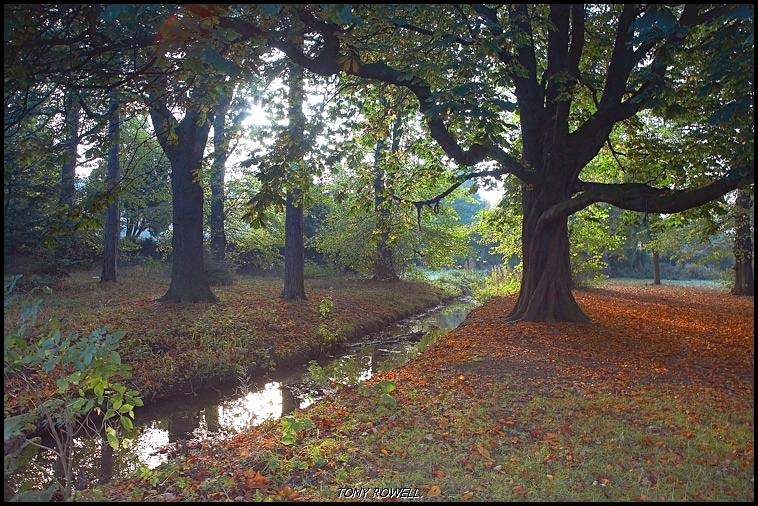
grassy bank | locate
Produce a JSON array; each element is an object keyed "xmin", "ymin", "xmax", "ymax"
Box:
[
  {"xmin": 92, "ymin": 283, "xmax": 752, "ymax": 502},
  {"xmin": 4, "ymin": 267, "xmax": 455, "ymax": 416}
]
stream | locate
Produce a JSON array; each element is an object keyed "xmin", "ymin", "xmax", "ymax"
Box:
[{"xmin": 7, "ymin": 297, "xmax": 477, "ymax": 495}]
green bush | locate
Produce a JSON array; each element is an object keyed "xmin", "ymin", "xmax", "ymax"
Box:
[
  {"xmin": 473, "ymin": 265, "xmax": 521, "ymax": 302},
  {"xmin": 4, "ymin": 275, "xmax": 141, "ymax": 501}
]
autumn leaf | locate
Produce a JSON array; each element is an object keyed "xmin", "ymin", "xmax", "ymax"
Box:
[
  {"xmin": 427, "ymin": 485, "xmax": 442, "ymax": 497},
  {"xmin": 242, "ymin": 470, "xmax": 268, "ymax": 490},
  {"xmin": 474, "ymin": 444, "xmax": 491, "ymax": 460}
]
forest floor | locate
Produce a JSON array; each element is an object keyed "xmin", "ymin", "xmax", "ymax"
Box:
[
  {"xmin": 89, "ymin": 283, "xmax": 754, "ymax": 502},
  {"xmin": 3, "ymin": 266, "xmax": 453, "ymax": 416}
]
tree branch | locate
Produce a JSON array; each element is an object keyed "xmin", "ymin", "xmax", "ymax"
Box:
[
  {"xmin": 219, "ymin": 10, "xmax": 536, "ymax": 183},
  {"xmin": 540, "ymin": 165, "xmax": 754, "ymax": 222}
]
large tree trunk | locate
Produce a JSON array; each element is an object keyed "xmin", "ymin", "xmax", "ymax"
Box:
[
  {"xmin": 99, "ymin": 437, "xmax": 114, "ymax": 484},
  {"xmin": 652, "ymin": 250, "xmax": 661, "ymax": 285},
  {"xmin": 160, "ymin": 150, "xmax": 217, "ymax": 302},
  {"xmin": 210, "ymin": 90, "xmax": 232, "ymax": 263},
  {"xmin": 508, "ymin": 186, "xmax": 590, "ymax": 323},
  {"xmin": 101, "ymin": 91, "xmax": 120, "ymax": 283},
  {"xmin": 732, "ymin": 188, "xmax": 754, "ymax": 296},
  {"xmin": 147, "ymin": 90, "xmax": 217, "ymax": 303},
  {"xmin": 282, "ymin": 53, "xmax": 307, "ymax": 300}
]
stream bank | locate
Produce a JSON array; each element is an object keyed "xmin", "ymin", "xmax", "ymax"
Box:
[{"xmin": 6, "ymin": 296, "xmax": 478, "ymax": 498}]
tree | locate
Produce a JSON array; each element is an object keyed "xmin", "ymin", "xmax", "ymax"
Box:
[
  {"xmin": 732, "ymin": 189, "xmax": 754, "ymax": 296},
  {"xmin": 372, "ymin": 101, "xmax": 404, "ymax": 281},
  {"xmin": 100, "ymin": 90, "xmax": 120, "ymax": 283},
  {"xmin": 209, "ymin": 83, "xmax": 246, "ymax": 264},
  {"xmin": 210, "ymin": 89, "xmax": 232, "ymax": 263},
  {"xmin": 146, "ymin": 86, "xmax": 218, "ymax": 302},
  {"xmin": 282, "ymin": 53, "xmax": 307, "ymax": 300},
  {"xmin": 59, "ymin": 91, "xmax": 81, "ymax": 209},
  {"xmin": 218, "ymin": 5, "xmax": 754, "ymax": 321}
]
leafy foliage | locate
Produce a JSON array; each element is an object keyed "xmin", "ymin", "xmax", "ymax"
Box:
[{"xmin": 4, "ymin": 276, "xmax": 141, "ymax": 501}]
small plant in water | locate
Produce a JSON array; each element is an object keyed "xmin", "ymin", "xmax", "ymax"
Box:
[
  {"xmin": 234, "ymin": 363, "xmax": 253, "ymax": 395},
  {"xmin": 306, "ymin": 360, "xmax": 330, "ymax": 388}
]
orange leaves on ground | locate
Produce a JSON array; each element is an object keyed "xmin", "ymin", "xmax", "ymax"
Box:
[
  {"xmin": 275, "ymin": 485, "xmax": 300, "ymax": 501},
  {"xmin": 241, "ymin": 470, "xmax": 268, "ymax": 490}
]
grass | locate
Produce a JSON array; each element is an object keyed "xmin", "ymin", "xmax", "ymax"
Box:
[
  {"xmin": 4, "ymin": 266, "xmax": 455, "ymax": 415},
  {"xmin": 605, "ymin": 277, "xmax": 727, "ymax": 289},
  {"xmin": 89, "ymin": 281, "xmax": 753, "ymax": 502}
]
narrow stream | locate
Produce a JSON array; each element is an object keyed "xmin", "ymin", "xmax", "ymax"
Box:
[{"xmin": 8, "ymin": 297, "xmax": 477, "ymax": 495}]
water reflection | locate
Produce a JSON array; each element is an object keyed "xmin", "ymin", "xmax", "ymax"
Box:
[{"xmin": 9, "ymin": 298, "xmax": 475, "ymax": 496}]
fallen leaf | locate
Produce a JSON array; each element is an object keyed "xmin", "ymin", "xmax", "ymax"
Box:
[{"xmin": 427, "ymin": 485, "xmax": 442, "ymax": 497}]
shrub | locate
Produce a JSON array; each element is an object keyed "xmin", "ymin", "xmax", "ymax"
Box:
[
  {"xmin": 4, "ymin": 275, "xmax": 141, "ymax": 501},
  {"xmin": 473, "ymin": 265, "xmax": 521, "ymax": 302}
]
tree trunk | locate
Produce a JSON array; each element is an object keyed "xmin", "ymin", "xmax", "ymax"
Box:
[
  {"xmin": 283, "ymin": 188, "xmax": 306, "ymax": 300},
  {"xmin": 282, "ymin": 46, "xmax": 307, "ymax": 300},
  {"xmin": 732, "ymin": 188, "xmax": 754, "ymax": 296},
  {"xmin": 160, "ymin": 148, "xmax": 217, "ymax": 303},
  {"xmin": 372, "ymin": 112, "xmax": 402, "ymax": 282},
  {"xmin": 99, "ymin": 436, "xmax": 114, "ymax": 484},
  {"xmin": 59, "ymin": 92, "xmax": 80, "ymax": 207},
  {"xmin": 210, "ymin": 90, "xmax": 231, "ymax": 263},
  {"xmin": 372, "ymin": 139, "xmax": 398, "ymax": 281},
  {"xmin": 652, "ymin": 250, "xmax": 661, "ymax": 285},
  {"xmin": 508, "ymin": 186, "xmax": 590, "ymax": 323},
  {"xmin": 147, "ymin": 94, "xmax": 217, "ymax": 303},
  {"xmin": 101, "ymin": 91, "xmax": 120, "ymax": 283},
  {"xmin": 56, "ymin": 91, "xmax": 81, "ymax": 262}
]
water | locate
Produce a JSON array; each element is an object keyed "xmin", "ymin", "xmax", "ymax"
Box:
[{"xmin": 7, "ymin": 298, "xmax": 477, "ymax": 495}]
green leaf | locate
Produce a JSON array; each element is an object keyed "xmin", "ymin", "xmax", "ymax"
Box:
[
  {"xmin": 56, "ymin": 377, "xmax": 69, "ymax": 394},
  {"xmin": 106, "ymin": 430, "xmax": 119, "ymax": 451},
  {"xmin": 380, "ymin": 393, "xmax": 397, "ymax": 408},
  {"xmin": 281, "ymin": 433, "xmax": 296, "ymax": 445},
  {"xmin": 375, "ymin": 380, "xmax": 396, "ymax": 394},
  {"xmin": 633, "ymin": 8, "xmax": 678, "ymax": 44},
  {"xmin": 120, "ymin": 416, "xmax": 134, "ymax": 431},
  {"xmin": 4, "ymin": 413, "xmax": 34, "ymax": 442}
]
